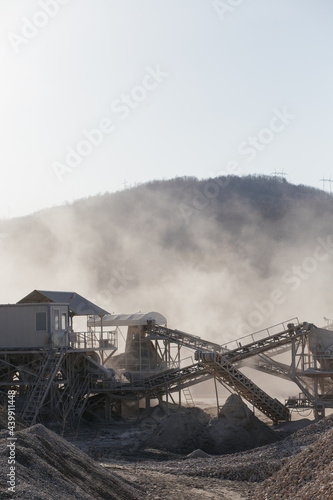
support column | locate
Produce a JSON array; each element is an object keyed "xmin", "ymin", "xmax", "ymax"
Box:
[
  {"xmin": 291, "ymin": 339, "xmax": 296, "ymax": 378},
  {"xmin": 214, "ymin": 377, "xmax": 219, "ymax": 417}
]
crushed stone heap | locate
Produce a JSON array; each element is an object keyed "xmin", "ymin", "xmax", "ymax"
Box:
[
  {"xmin": 145, "ymin": 394, "xmax": 278, "ymax": 455},
  {"xmin": 0, "ymin": 424, "xmax": 142, "ymax": 500},
  {"xmin": 201, "ymin": 394, "xmax": 278, "ymax": 454},
  {"xmin": 145, "ymin": 406, "xmax": 210, "ymax": 454},
  {"xmin": 252, "ymin": 425, "xmax": 333, "ymax": 499}
]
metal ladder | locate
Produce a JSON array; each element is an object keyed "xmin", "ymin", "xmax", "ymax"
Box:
[
  {"xmin": 21, "ymin": 349, "xmax": 64, "ymax": 425},
  {"xmin": 182, "ymin": 386, "xmax": 195, "ymax": 406}
]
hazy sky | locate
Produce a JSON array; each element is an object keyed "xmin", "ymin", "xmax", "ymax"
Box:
[{"xmin": 1, "ymin": 0, "xmax": 332, "ymax": 219}]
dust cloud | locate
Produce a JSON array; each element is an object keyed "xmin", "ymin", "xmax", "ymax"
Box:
[{"xmin": 0, "ymin": 175, "xmax": 332, "ymax": 348}]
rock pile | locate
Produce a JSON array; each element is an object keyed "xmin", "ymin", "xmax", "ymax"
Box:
[
  {"xmin": 200, "ymin": 394, "xmax": 278, "ymax": 454},
  {"xmin": 145, "ymin": 406, "xmax": 209, "ymax": 454},
  {"xmin": 0, "ymin": 424, "xmax": 142, "ymax": 499},
  {"xmin": 134, "ymin": 413, "xmax": 333, "ymax": 490},
  {"xmin": 144, "ymin": 395, "xmax": 278, "ymax": 455},
  {"xmin": 252, "ymin": 426, "xmax": 333, "ymax": 499}
]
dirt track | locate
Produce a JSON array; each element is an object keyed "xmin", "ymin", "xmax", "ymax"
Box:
[{"xmin": 108, "ymin": 465, "xmax": 251, "ymax": 499}]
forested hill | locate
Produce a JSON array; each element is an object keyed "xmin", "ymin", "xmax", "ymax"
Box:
[{"xmin": 0, "ymin": 175, "xmax": 332, "ymax": 339}]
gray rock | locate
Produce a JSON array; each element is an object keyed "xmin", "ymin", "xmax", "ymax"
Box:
[{"xmin": 186, "ymin": 449, "xmax": 211, "ymax": 458}]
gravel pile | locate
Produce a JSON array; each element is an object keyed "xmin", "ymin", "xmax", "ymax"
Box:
[
  {"xmin": 251, "ymin": 426, "xmax": 333, "ymax": 499},
  {"xmin": 132, "ymin": 414, "xmax": 333, "ymax": 485},
  {"xmin": 144, "ymin": 406, "xmax": 210, "ymax": 454},
  {"xmin": 200, "ymin": 394, "xmax": 278, "ymax": 454},
  {"xmin": 0, "ymin": 424, "xmax": 142, "ymax": 500},
  {"xmin": 144, "ymin": 395, "xmax": 278, "ymax": 455},
  {"xmin": 2, "ymin": 408, "xmax": 329, "ymax": 499}
]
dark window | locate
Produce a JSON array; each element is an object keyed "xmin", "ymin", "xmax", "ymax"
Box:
[{"xmin": 36, "ymin": 312, "xmax": 47, "ymax": 331}]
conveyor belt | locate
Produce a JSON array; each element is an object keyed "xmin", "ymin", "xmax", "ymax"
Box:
[
  {"xmin": 148, "ymin": 321, "xmax": 312, "ymax": 363},
  {"xmin": 143, "ymin": 321, "xmax": 315, "ymax": 422}
]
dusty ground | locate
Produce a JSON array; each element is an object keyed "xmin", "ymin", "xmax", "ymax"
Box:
[
  {"xmin": 67, "ymin": 406, "xmax": 333, "ymax": 500},
  {"xmin": 1, "ymin": 403, "xmax": 332, "ymax": 499},
  {"xmin": 108, "ymin": 465, "xmax": 251, "ymax": 499}
]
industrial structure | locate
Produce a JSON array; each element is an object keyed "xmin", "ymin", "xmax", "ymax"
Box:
[{"xmin": 1, "ymin": 290, "xmax": 333, "ymax": 426}]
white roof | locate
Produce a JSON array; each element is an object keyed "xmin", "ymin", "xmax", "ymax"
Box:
[{"xmin": 87, "ymin": 311, "xmax": 167, "ymax": 327}]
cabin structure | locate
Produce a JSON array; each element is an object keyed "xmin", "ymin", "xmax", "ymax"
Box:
[
  {"xmin": 0, "ymin": 302, "xmax": 69, "ymax": 349},
  {"xmin": 15, "ymin": 290, "xmax": 110, "ymax": 349}
]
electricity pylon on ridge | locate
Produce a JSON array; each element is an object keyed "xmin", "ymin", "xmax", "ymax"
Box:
[{"xmin": 320, "ymin": 176, "xmax": 333, "ymax": 194}]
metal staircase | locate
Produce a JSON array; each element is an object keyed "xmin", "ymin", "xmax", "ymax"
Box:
[{"xmin": 21, "ymin": 349, "xmax": 64, "ymax": 425}]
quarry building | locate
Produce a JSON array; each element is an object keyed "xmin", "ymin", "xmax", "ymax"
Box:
[{"xmin": 0, "ymin": 290, "xmax": 333, "ymax": 426}]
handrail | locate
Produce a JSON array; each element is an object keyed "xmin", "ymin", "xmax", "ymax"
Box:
[
  {"xmin": 221, "ymin": 317, "xmax": 300, "ymax": 351},
  {"xmin": 72, "ymin": 330, "xmax": 118, "ymax": 350}
]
